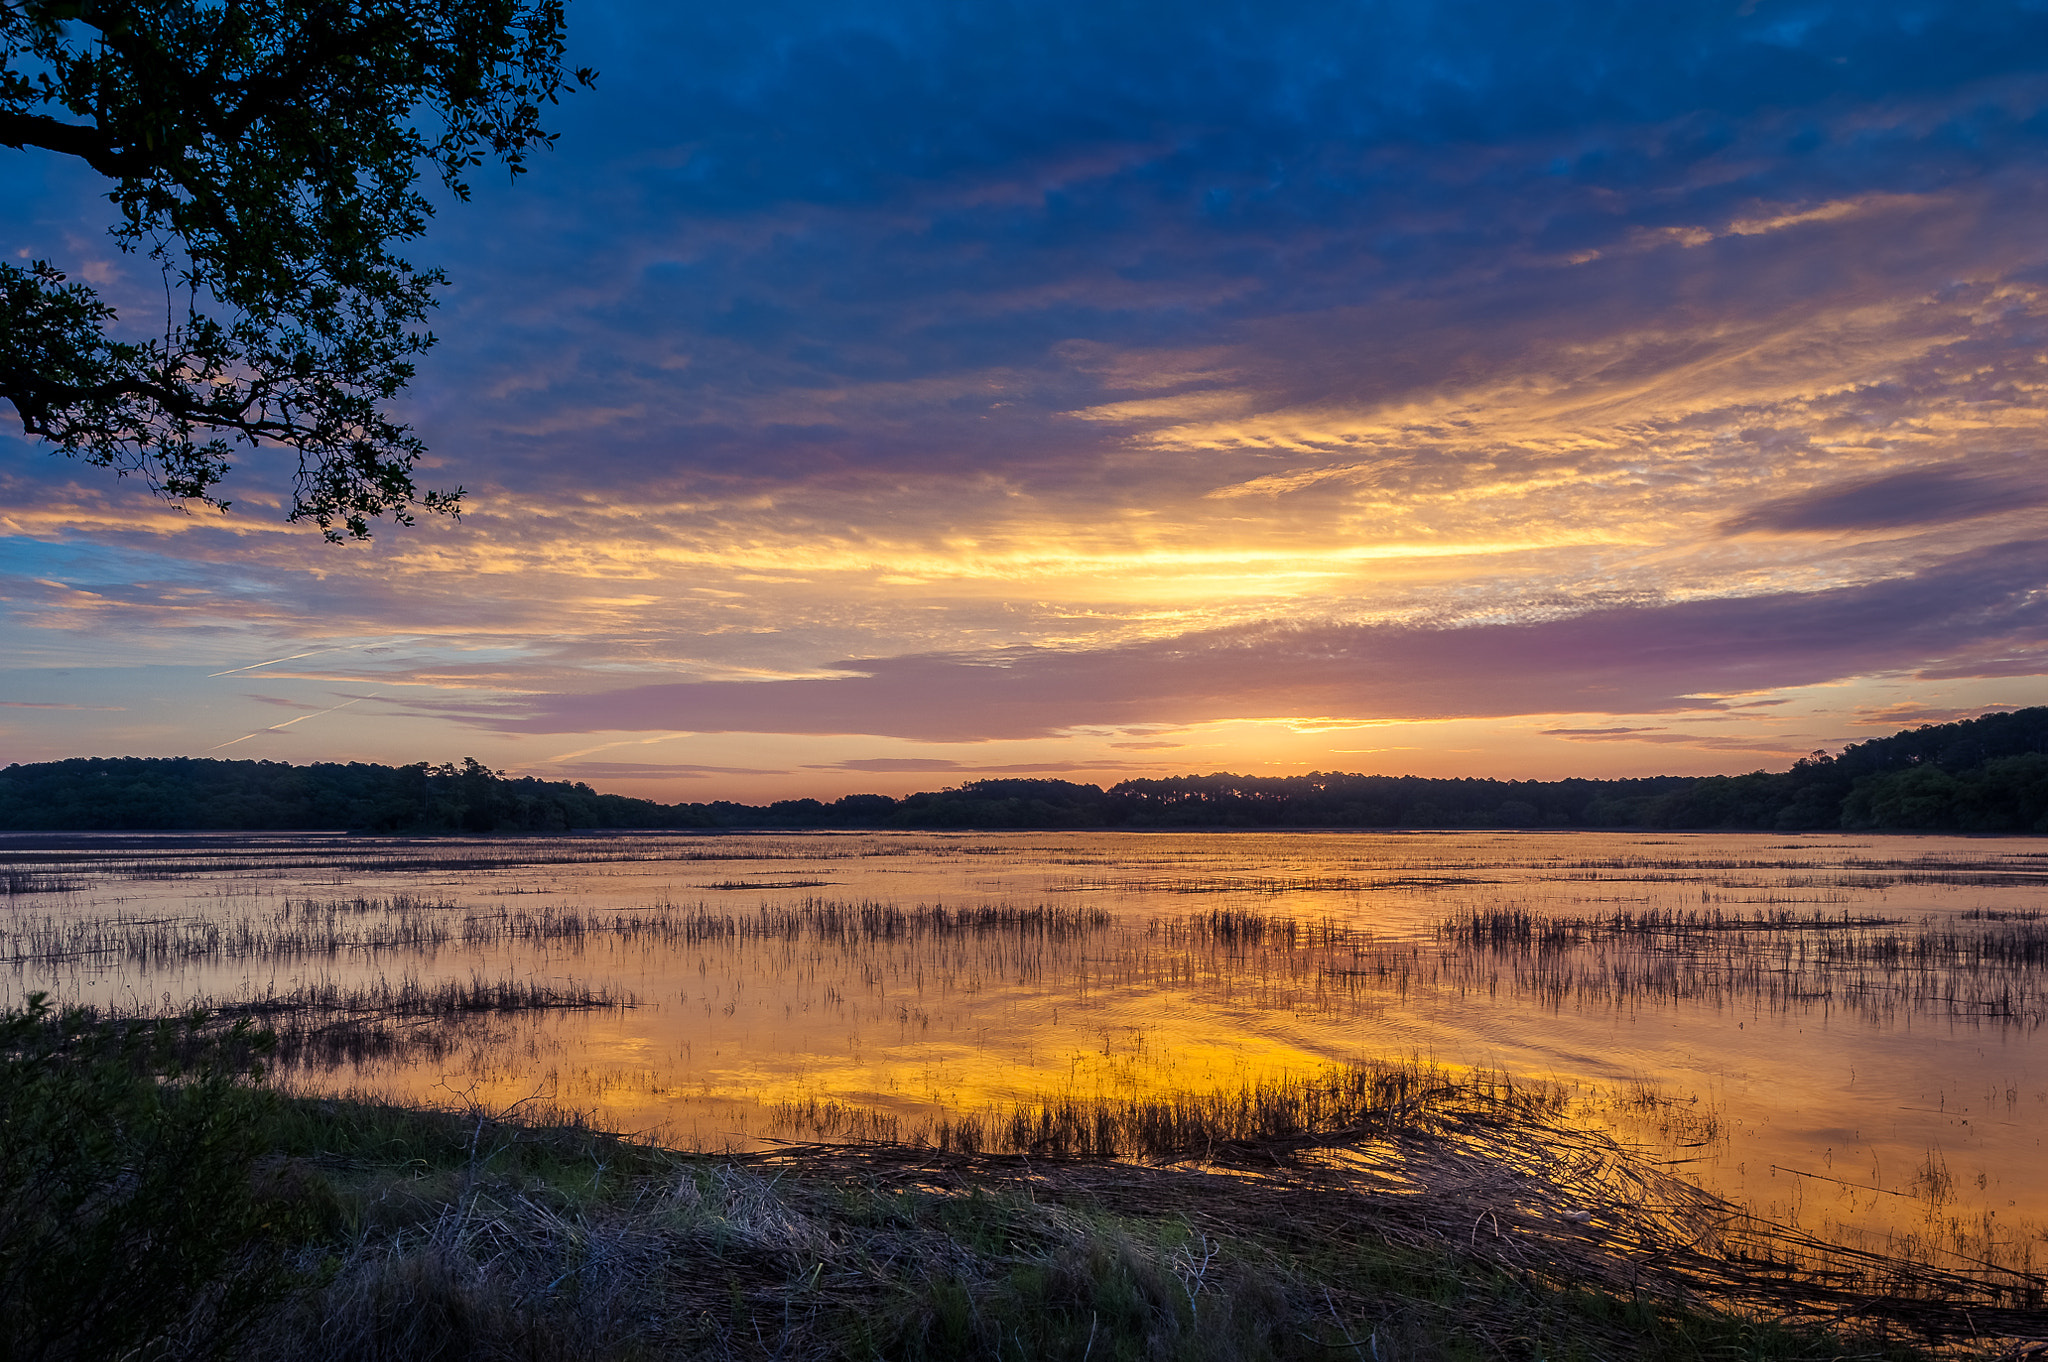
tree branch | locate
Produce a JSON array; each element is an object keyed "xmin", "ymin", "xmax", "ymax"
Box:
[{"xmin": 0, "ymin": 109, "xmax": 139, "ymax": 176}]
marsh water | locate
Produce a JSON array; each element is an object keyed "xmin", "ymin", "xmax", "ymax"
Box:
[{"xmin": 4, "ymin": 829, "xmax": 2045, "ymax": 1274}]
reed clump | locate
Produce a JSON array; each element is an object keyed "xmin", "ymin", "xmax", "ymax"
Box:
[
  {"xmin": 195, "ymin": 974, "xmax": 633, "ymax": 1069},
  {"xmin": 1432, "ymin": 906, "xmax": 2048, "ymax": 1025},
  {"xmin": 0, "ymin": 870, "xmax": 78, "ymax": 895},
  {"xmin": 0, "ymin": 895, "xmax": 1111, "ymax": 970},
  {"xmin": 774, "ymin": 1061, "xmax": 1564, "ymax": 1161}
]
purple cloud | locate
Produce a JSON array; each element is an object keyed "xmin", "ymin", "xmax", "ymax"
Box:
[{"xmin": 1723, "ymin": 465, "xmax": 2048, "ymax": 535}]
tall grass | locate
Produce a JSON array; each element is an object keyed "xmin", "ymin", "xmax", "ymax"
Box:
[
  {"xmin": 773, "ymin": 1060, "xmax": 1567, "ymax": 1160},
  {"xmin": 1434, "ymin": 907, "xmax": 2048, "ymax": 1023},
  {"xmin": 0, "ymin": 870, "xmax": 78, "ymax": 895},
  {"xmin": 0, "ymin": 895, "xmax": 1111, "ymax": 969},
  {"xmin": 0, "ymin": 994, "xmax": 283, "ymax": 1360}
]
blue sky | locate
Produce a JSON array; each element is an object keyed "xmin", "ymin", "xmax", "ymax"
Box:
[{"xmin": 6, "ymin": 0, "xmax": 2048, "ymax": 798}]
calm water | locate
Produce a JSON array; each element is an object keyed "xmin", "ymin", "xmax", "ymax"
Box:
[{"xmin": 5, "ymin": 829, "xmax": 2045, "ymax": 1270}]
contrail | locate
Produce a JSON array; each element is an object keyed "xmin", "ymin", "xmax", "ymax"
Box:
[
  {"xmin": 208, "ymin": 647, "xmax": 342, "ymax": 678},
  {"xmin": 546, "ymin": 732, "xmax": 695, "ymax": 763},
  {"xmin": 211, "ymin": 695, "xmax": 375, "ymax": 750}
]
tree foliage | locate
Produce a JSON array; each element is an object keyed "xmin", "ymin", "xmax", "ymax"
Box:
[{"xmin": 0, "ymin": 0, "xmax": 592, "ymax": 537}]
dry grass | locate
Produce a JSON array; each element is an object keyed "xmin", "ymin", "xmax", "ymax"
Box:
[
  {"xmin": 216, "ymin": 1068, "xmax": 2046, "ymax": 1361},
  {"xmin": 756, "ymin": 1083, "xmax": 2048, "ymax": 1348}
]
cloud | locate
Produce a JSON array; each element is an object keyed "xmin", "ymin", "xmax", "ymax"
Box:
[
  {"xmin": 1723, "ymin": 465, "xmax": 2048, "ymax": 535},
  {"xmin": 0, "ymin": 701, "xmax": 123, "ymax": 710},
  {"xmin": 423, "ymin": 539, "xmax": 2048, "ymax": 741},
  {"xmin": 11, "ymin": 0, "xmax": 2048, "ymax": 786},
  {"xmin": 1847, "ymin": 703, "xmax": 2014, "ymax": 728},
  {"xmin": 541, "ymin": 762, "xmax": 790, "ymax": 780},
  {"xmin": 805, "ymin": 758, "xmax": 975, "ymax": 773},
  {"xmin": 803, "ymin": 758, "xmax": 1161, "ymax": 774},
  {"xmin": 242, "ymin": 694, "xmax": 329, "ymax": 711},
  {"xmin": 1541, "ymin": 727, "xmax": 1809, "ymax": 752}
]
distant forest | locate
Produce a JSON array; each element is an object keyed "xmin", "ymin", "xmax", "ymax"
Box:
[{"xmin": 4, "ymin": 708, "xmax": 2048, "ymax": 834}]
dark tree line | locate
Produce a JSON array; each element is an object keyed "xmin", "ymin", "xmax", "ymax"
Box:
[{"xmin": 5, "ymin": 709, "xmax": 2048, "ymax": 833}]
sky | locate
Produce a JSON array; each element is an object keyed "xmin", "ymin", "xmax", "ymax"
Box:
[{"xmin": 6, "ymin": 0, "xmax": 2048, "ymax": 803}]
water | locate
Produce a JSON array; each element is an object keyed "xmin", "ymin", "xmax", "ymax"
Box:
[{"xmin": 4, "ymin": 828, "xmax": 2045, "ymax": 1275}]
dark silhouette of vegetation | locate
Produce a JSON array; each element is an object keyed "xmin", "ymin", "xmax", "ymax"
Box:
[
  {"xmin": 0, "ymin": 995, "xmax": 285, "ymax": 1360},
  {"xmin": 6, "ymin": 707, "xmax": 2048, "ymax": 833},
  {"xmin": 0, "ymin": 1043, "xmax": 1985, "ymax": 1360},
  {"xmin": 2, "ymin": 0, "xmax": 594, "ymax": 538}
]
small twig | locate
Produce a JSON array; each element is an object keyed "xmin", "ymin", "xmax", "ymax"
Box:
[{"xmin": 1324, "ymin": 1287, "xmax": 1372, "ymax": 1356}]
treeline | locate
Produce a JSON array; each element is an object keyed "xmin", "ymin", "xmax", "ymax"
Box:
[{"xmin": 4, "ymin": 708, "xmax": 2048, "ymax": 833}]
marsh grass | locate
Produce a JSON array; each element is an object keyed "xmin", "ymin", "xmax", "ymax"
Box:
[
  {"xmin": 0, "ymin": 896, "xmax": 1112, "ymax": 971},
  {"xmin": 0, "ymin": 870, "xmax": 78, "ymax": 895},
  {"xmin": 4, "ymin": 985, "xmax": 2035, "ymax": 1360},
  {"xmin": 0, "ymin": 832, "xmax": 942, "ymax": 887},
  {"xmin": 701, "ymin": 878, "xmax": 834, "ymax": 889},
  {"xmin": 0, "ymin": 995, "xmax": 284, "ymax": 1362},
  {"xmin": 217, "ymin": 975, "xmax": 634, "ymax": 1069},
  {"xmin": 229, "ymin": 1077, "xmax": 2036, "ymax": 1361},
  {"xmin": 1051, "ymin": 873, "xmax": 1502, "ymax": 894},
  {"xmin": 1434, "ymin": 907, "xmax": 2048, "ymax": 1024},
  {"xmin": 771, "ymin": 1060, "xmax": 1565, "ymax": 1161},
  {"xmin": 11, "ymin": 828, "xmax": 2048, "ymax": 1354}
]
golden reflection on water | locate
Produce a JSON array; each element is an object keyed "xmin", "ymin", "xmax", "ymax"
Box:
[{"xmin": 4, "ymin": 829, "xmax": 2046, "ymax": 1272}]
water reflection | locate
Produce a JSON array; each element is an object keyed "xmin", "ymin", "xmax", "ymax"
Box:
[{"xmin": 4, "ymin": 828, "xmax": 2045, "ymax": 1274}]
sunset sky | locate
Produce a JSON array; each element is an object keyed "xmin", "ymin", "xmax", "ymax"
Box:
[{"xmin": 6, "ymin": 1, "xmax": 2048, "ymax": 802}]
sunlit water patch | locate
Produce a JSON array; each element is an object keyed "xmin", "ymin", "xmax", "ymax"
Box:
[{"xmin": 5, "ymin": 829, "xmax": 2046, "ymax": 1278}]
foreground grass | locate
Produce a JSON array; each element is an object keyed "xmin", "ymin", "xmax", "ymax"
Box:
[
  {"xmin": 1, "ymin": 998, "xmax": 2035, "ymax": 1361},
  {"xmin": 224, "ymin": 1096, "xmax": 1968, "ymax": 1362}
]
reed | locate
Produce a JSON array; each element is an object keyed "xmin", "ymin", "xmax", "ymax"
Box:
[
  {"xmin": 0, "ymin": 895, "xmax": 1112, "ymax": 970},
  {"xmin": 0, "ymin": 870, "xmax": 76, "ymax": 895},
  {"xmin": 1424, "ymin": 906, "xmax": 2048, "ymax": 1023},
  {"xmin": 76, "ymin": 974, "xmax": 638, "ymax": 1071},
  {"xmin": 772, "ymin": 1060, "xmax": 1566, "ymax": 1160}
]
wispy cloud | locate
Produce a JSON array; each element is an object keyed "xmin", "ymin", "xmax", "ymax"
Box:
[{"xmin": 0, "ymin": 701, "xmax": 124, "ymax": 711}]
